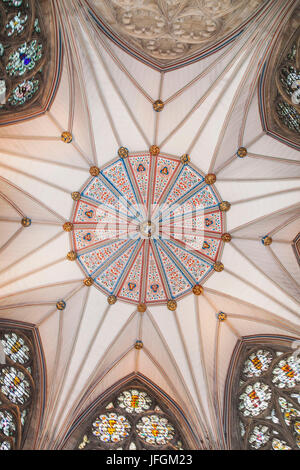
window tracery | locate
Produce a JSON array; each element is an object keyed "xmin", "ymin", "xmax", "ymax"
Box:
[
  {"xmin": 0, "ymin": 329, "xmax": 35, "ymax": 450},
  {"xmin": 227, "ymin": 340, "xmax": 300, "ymax": 450},
  {"xmin": 260, "ymin": 6, "xmax": 300, "ymax": 149},
  {"xmin": 0, "ymin": 0, "xmax": 59, "ymax": 124},
  {"xmin": 75, "ymin": 382, "xmax": 189, "ymax": 450},
  {"xmin": 276, "ymin": 41, "xmax": 300, "ymax": 135}
]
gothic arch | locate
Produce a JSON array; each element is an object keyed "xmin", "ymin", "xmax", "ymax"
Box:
[{"xmin": 61, "ymin": 374, "xmax": 198, "ymax": 450}]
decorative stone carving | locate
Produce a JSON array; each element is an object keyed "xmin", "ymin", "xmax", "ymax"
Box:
[
  {"xmin": 292, "ymin": 232, "xmax": 300, "ymax": 266},
  {"xmin": 63, "ymin": 222, "xmax": 73, "ymax": 232},
  {"xmin": 262, "ymin": 235, "xmax": 272, "ymax": 246},
  {"xmin": 219, "ymin": 201, "xmax": 231, "ymax": 212},
  {"xmin": 149, "ymin": 144, "xmax": 160, "ymax": 156},
  {"xmin": 153, "ymin": 99, "xmax": 164, "ymax": 112},
  {"xmin": 180, "ymin": 153, "xmax": 190, "ymax": 164},
  {"xmin": 56, "ymin": 300, "xmax": 66, "ymax": 310},
  {"xmin": 71, "ymin": 192, "xmax": 81, "ymax": 201},
  {"xmin": 214, "ymin": 261, "xmax": 224, "ymax": 272},
  {"xmin": 237, "ymin": 147, "xmax": 247, "ymax": 158},
  {"xmin": 86, "ymin": 0, "xmax": 267, "ymax": 69},
  {"xmin": 137, "ymin": 303, "xmax": 147, "ymax": 313},
  {"xmin": 84, "ymin": 277, "xmax": 94, "ymax": 286}
]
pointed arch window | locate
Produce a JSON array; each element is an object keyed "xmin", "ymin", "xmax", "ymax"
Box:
[
  {"xmin": 0, "ymin": 0, "xmax": 60, "ymax": 125},
  {"xmin": 226, "ymin": 338, "xmax": 300, "ymax": 450},
  {"xmin": 0, "ymin": 329, "xmax": 35, "ymax": 450},
  {"xmin": 67, "ymin": 380, "xmax": 193, "ymax": 450}
]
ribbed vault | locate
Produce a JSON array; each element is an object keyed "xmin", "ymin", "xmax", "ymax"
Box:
[{"xmin": 0, "ymin": 0, "xmax": 299, "ymax": 450}]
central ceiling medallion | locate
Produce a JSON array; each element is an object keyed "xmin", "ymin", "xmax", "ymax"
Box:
[{"xmin": 71, "ymin": 152, "xmax": 226, "ymax": 305}]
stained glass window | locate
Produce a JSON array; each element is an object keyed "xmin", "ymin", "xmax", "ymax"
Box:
[
  {"xmin": 228, "ymin": 342, "xmax": 300, "ymax": 450},
  {"xmin": 0, "ymin": 329, "xmax": 34, "ymax": 451},
  {"xmin": 0, "ymin": 0, "xmax": 46, "ymax": 112},
  {"xmin": 76, "ymin": 383, "xmax": 189, "ymax": 450}
]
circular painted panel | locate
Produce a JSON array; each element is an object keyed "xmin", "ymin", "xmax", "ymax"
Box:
[{"xmin": 71, "ymin": 152, "xmax": 225, "ymax": 304}]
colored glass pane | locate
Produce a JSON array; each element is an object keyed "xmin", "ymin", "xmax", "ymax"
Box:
[
  {"xmin": 6, "ymin": 40, "xmax": 43, "ymax": 77},
  {"xmin": 73, "ymin": 154, "xmax": 225, "ymax": 304},
  {"xmin": 1, "ymin": 332, "xmax": 30, "ymax": 364},
  {"xmin": 92, "ymin": 413, "xmax": 131, "ymax": 443},
  {"xmin": 239, "ymin": 382, "xmax": 272, "ymax": 417},
  {"xmin": 248, "ymin": 425, "xmax": 271, "ymax": 449},
  {"xmin": 272, "ymin": 355, "xmax": 300, "ymax": 388},
  {"xmin": 136, "ymin": 415, "xmax": 175, "ymax": 445},
  {"xmin": 243, "ymin": 349, "xmax": 273, "ymax": 377},
  {"xmin": 0, "ymin": 366, "xmax": 31, "ymax": 405},
  {"xmin": 0, "ymin": 410, "xmax": 16, "ymax": 437}
]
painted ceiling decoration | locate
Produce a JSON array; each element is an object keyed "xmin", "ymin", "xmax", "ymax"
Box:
[
  {"xmin": 260, "ymin": 5, "xmax": 300, "ymax": 150},
  {"xmin": 225, "ymin": 336, "xmax": 300, "ymax": 450},
  {"xmin": 71, "ymin": 152, "xmax": 225, "ymax": 305},
  {"xmin": 84, "ymin": 0, "xmax": 270, "ymax": 71},
  {"xmin": 0, "ymin": 0, "xmax": 299, "ymax": 451},
  {"xmin": 0, "ymin": 0, "xmax": 61, "ymax": 126},
  {"xmin": 62, "ymin": 378, "xmax": 195, "ymax": 450}
]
